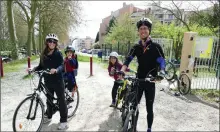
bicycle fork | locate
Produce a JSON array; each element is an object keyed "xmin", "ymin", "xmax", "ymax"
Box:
[
  {"xmin": 132, "ymin": 108, "xmax": 139, "ymax": 132},
  {"xmin": 26, "ymin": 95, "xmax": 41, "ymax": 120}
]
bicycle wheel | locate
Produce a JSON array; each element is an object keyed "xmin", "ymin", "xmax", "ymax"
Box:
[
  {"xmin": 13, "ymin": 96, "xmax": 44, "ymax": 132},
  {"xmin": 121, "ymin": 103, "xmax": 129, "ymax": 126},
  {"xmin": 178, "ymin": 73, "xmax": 191, "ymax": 95},
  {"xmin": 123, "ymin": 110, "xmax": 134, "ymax": 132},
  {"xmin": 66, "ymin": 89, "xmax": 79, "ymax": 118},
  {"xmin": 121, "ymin": 89, "xmax": 129, "ymax": 125},
  {"xmin": 165, "ymin": 61, "xmax": 176, "ymax": 81}
]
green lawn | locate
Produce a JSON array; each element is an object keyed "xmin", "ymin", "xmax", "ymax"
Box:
[
  {"xmin": 3, "ymin": 55, "xmax": 39, "ymax": 73},
  {"xmin": 191, "ymin": 89, "xmax": 220, "ymax": 102}
]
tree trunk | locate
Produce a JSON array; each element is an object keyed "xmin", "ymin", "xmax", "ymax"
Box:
[
  {"xmin": 38, "ymin": 13, "xmax": 42, "ymax": 53},
  {"xmin": 7, "ymin": 0, "xmax": 18, "ymax": 59},
  {"xmin": 32, "ymin": 28, "xmax": 36, "ymax": 54},
  {"xmin": 0, "ymin": 0, "xmax": 3, "ymax": 39},
  {"xmin": 25, "ymin": 0, "xmax": 37, "ymax": 57},
  {"xmin": 26, "ymin": 23, "xmax": 32, "ymax": 56}
]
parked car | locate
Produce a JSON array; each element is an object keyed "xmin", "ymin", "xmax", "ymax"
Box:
[{"xmin": 1, "ymin": 56, "xmax": 12, "ymax": 63}]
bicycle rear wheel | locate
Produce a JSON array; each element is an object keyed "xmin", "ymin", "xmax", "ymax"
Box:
[
  {"xmin": 178, "ymin": 73, "xmax": 191, "ymax": 95},
  {"xmin": 66, "ymin": 89, "xmax": 79, "ymax": 118},
  {"xmin": 12, "ymin": 96, "xmax": 44, "ymax": 132},
  {"xmin": 165, "ymin": 61, "xmax": 176, "ymax": 81}
]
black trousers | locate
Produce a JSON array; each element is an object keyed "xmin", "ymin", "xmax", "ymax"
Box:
[
  {"xmin": 45, "ymin": 80, "xmax": 68, "ymax": 123},
  {"xmin": 135, "ymin": 81, "xmax": 155, "ymax": 129}
]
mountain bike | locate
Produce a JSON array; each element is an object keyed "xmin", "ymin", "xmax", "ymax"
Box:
[
  {"xmin": 12, "ymin": 70, "xmax": 79, "ymax": 131},
  {"xmin": 122, "ymin": 74, "xmax": 163, "ymax": 132}
]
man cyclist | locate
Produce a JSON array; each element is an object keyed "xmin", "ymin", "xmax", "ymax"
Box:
[{"xmin": 121, "ymin": 18, "xmax": 166, "ymax": 132}]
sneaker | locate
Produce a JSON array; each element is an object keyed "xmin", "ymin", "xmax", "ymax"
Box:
[
  {"xmin": 57, "ymin": 122, "xmax": 69, "ymax": 130},
  {"xmin": 147, "ymin": 128, "xmax": 151, "ymax": 132},
  {"xmin": 43, "ymin": 116, "xmax": 52, "ymax": 124},
  {"xmin": 109, "ymin": 102, "xmax": 115, "ymax": 107}
]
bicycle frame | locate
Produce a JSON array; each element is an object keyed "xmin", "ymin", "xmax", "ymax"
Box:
[
  {"xmin": 26, "ymin": 71, "xmax": 59, "ymax": 120},
  {"xmin": 124, "ymin": 75, "xmax": 162, "ymax": 131},
  {"xmin": 116, "ymin": 79, "xmax": 130, "ymax": 107}
]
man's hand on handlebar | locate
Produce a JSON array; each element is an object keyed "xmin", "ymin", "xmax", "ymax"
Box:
[{"xmin": 50, "ymin": 68, "xmax": 57, "ymax": 74}]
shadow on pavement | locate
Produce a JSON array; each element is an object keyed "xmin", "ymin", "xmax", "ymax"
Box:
[
  {"xmin": 183, "ymin": 94, "xmax": 219, "ymax": 109},
  {"xmin": 160, "ymin": 86, "xmax": 219, "ymax": 109},
  {"xmin": 98, "ymin": 108, "xmax": 122, "ymax": 131}
]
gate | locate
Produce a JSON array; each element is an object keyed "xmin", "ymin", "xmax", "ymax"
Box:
[{"xmin": 191, "ymin": 36, "xmax": 220, "ymax": 90}]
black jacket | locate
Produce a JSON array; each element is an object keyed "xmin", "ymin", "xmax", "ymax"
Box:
[
  {"xmin": 124, "ymin": 40, "xmax": 165, "ymax": 78},
  {"xmin": 35, "ymin": 49, "xmax": 64, "ymax": 82}
]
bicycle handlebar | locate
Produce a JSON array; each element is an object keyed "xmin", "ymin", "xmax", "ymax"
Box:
[
  {"xmin": 33, "ymin": 69, "xmax": 51, "ymax": 75},
  {"xmin": 125, "ymin": 74, "xmax": 164, "ymax": 83}
]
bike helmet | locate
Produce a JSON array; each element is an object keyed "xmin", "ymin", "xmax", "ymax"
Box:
[
  {"xmin": 65, "ymin": 46, "xmax": 75, "ymax": 54},
  {"xmin": 136, "ymin": 17, "xmax": 152, "ymax": 33},
  {"xmin": 109, "ymin": 52, "xmax": 118, "ymax": 59},
  {"xmin": 45, "ymin": 33, "xmax": 59, "ymax": 41}
]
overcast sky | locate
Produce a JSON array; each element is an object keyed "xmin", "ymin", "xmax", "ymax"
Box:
[{"xmin": 69, "ymin": 1, "xmax": 215, "ymax": 39}]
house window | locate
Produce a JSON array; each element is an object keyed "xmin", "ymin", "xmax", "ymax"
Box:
[
  {"xmin": 168, "ymin": 14, "xmax": 173, "ymax": 19},
  {"xmin": 158, "ymin": 14, "xmax": 163, "ymax": 19}
]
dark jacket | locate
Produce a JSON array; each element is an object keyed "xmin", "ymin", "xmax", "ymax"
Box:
[
  {"xmin": 35, "ymin": 49, "xmax": 64, "ymax": 83},
  {"xmin": 124, "ymin": 39, "xmax": 165, "ymax": 78}
]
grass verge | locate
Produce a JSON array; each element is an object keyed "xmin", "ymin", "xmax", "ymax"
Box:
[
  {"xmin": 191, "ymin": 89, "xmax": 220, "ymax": 103},
  {"xmin": 3, "ymin": 55, "xmax": 39, "ymax": 74}
]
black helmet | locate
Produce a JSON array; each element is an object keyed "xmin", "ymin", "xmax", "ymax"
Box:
[
  {"xmin": 65, "ymin": 46, "xmax": 75, "ymax": 54},
  {"xmin": 136, "ymin": 17, "xmax": 152, "ymax": 33}
]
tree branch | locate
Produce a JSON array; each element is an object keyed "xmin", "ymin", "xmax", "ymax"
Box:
[
  {"xmin": 15, "ymin": 0, "xmax": 30, "ymax": 22},
  {"xmin": 152, "ymin": 0, "xmax": 191, "ymax": 31}
]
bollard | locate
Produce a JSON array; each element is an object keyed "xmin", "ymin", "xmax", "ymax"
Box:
[
  {"xmin": 0, "ymin": 56, "xmax": 3, "ymax": 77},
  {"xmin": 90, "ymin": 56, "xmax": 93, "ymax": 76},
  {"xmin": 28, "ymin": 56, "xmax": 31, "ymax": 68}
]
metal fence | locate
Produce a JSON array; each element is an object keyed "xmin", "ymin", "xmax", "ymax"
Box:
[{"xmin": 191, "ymin": 37, "xmax": 220, "ymax": 90}]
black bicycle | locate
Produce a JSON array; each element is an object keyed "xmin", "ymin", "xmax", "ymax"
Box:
[
  {"xmin": 122, "ymin": 74, "xmax": 163, "ymax": 132},
  {"xmin": 12, "ymin": 70, "xmax": 79, "ymax": 131}
]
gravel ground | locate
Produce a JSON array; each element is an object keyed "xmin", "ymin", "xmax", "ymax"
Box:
[{"xmin": 1, "ymin": 59, "xmax": 219, "ymax": 131}]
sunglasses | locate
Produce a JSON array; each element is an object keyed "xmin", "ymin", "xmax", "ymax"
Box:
[{"xmin": 47, "ymin": 39, "xmax": 57, "ymax": 44}]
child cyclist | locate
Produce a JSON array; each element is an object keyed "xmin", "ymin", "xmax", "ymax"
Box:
[
  {"xmin": 108, "ymin": 51, "xmax": 134, "ymax": 107},
  {"xmin": 64, "ymin": 46, "xmax": 78, "ymax": 96}
]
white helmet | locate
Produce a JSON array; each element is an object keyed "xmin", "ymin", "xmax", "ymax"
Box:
[
  {"xmin": 45, "ymin": 33, "xmax": 59, "ymax": 41},
  {"xmin": 109, "ymin": 52, "xmax": 118, "ymax": 58}
]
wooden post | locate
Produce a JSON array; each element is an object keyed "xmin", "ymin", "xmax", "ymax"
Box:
[{"xmin": 180, "ymin": 32, "xmax": 198, "ymax": 79}]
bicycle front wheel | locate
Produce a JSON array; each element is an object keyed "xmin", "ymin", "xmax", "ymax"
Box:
[
  {"xmin": 178, "ymin": 73, "xmax": 191, "ymax": 95},
  {"xmin": 12, "ymin": 96, "xmax": 44, "ymax": 132},
  {"xmin": 123, "ymin": 110, "xmax": 135, "ymax": 132}
]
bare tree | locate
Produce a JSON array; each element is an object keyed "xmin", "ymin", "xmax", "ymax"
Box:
[
  {"xmin": 187, "ymin": 1, "xmax": 219, "ymax": 36},
  {"xmin": 15, "ymin": 0, "xmax": 38, "ymax": 56},
  {"xmin": 7, "ymin": 0, "xmax": 18, "ymax": 59},
  {"xmin": 151, "ymin": 0, "xmax": 191, "ymax": 31}
]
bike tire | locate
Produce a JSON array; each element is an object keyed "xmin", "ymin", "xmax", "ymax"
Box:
[
  {"xmin": 121, "ymin": 89, "xmax": 130, "ymax": 125},
  {"xmin": 12, "ymin": 96, "xmax": 44, "ymax": 132},
  {"xmin": 122, "ymin": 110, "xmax": 134, "ymax": 132},
  {"xmin": 178, "ymin": 73, "xmax": 191, "ymax": 95},
  {"xmin": 67, "ymin": 89, "xmax": 80, "ymax": 118},
  {"xmin": 165, "ymin": 61, "xmax": 176, "ymax": 81}
]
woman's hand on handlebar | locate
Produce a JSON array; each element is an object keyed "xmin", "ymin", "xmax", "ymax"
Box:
[{"xmin": 50, "ymin": 68, "xmax": 57, "ymax": 74}]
